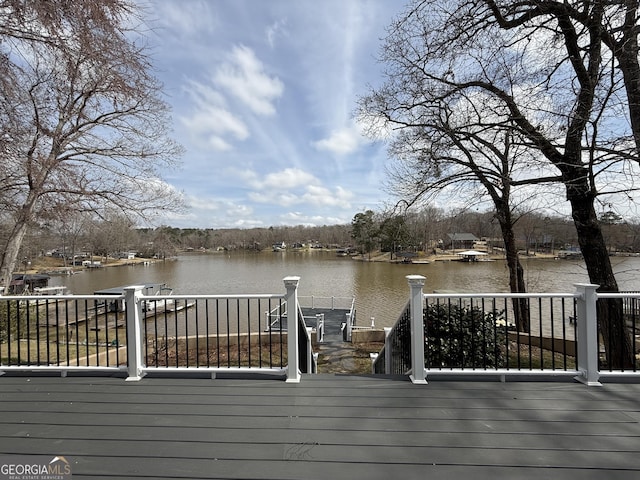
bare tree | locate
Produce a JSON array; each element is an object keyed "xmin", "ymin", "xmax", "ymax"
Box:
[
  {"xmin": 483, "ymin": 0, "xmax": 640, "ymax": 156},
  {"xmin": 47, "ymin": 211, "xmax": 93, "ymax": 267},
  {"xmin": 359, "ymin": 65, "xmax": 557, "ymax": 331},
  {"xmin": 0, "ymin": 0, "xmax": 184, "ymax": 292},
  {"xmin": 357, "ymin": 0, "xmax": 638, "ymax": 365}
]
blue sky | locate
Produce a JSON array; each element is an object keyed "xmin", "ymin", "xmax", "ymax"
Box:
[{"xmin": 142, "ymin": 1, "xmax": 408, "ymax": 229}]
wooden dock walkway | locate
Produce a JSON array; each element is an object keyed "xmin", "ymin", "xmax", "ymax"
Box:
[{"xmin": 0, "ymin": 374, "xmax": 639, "ymax": 479}]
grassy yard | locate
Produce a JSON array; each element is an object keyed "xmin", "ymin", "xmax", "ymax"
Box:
[{"xmin": 0, "ymin": 325, "xmax": 126, "ymax": 366}]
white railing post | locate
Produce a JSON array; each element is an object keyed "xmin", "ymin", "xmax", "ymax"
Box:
[
  {"xmin": 384, "ymin": 327, "xmax": 392, "ymax": 374},
  {"xmin": 345, "ymin": 312, "xmax": 352, "ymax": 342},
  {"xmin": 574, "ymin": 283, "xmax": 602, "ymax": 386},
  {"xmin": 124, "ymin": 285, "xmax": 145, "ymax": 381},
  {"xmin": 407, "ymin": 275, "xmax": 427, "ymax": 384},
  {"xmin": 306, "ymin": 326, "xmax": 314, "ymax": 373},
  {"xmin": 316, "ymin": 314, "xmax": 324, "ymax": 343},
  {"xmin": 370, "ymin": 353, "xmax": 379, "ymax": 374},
  {"xmin": 284, "ymin": 276, "xmax": 301, "ymax": 383}
]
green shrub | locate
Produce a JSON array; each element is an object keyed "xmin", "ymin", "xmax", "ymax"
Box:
[{"xmin": 424, "ymin": 302, "xmax": 506, "ymax": 369}]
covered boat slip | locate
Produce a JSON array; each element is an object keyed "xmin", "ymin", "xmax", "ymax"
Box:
[{"xmin": 0, "ymin": 374, "xmax": 639, "ymax": 480}]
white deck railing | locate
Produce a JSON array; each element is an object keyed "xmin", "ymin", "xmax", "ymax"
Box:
[
  {"xmin": 374, "ymin": 276, "xmax": 639, "ymax": 386},
  {"xmin": 3, "ymin": 274, "xmax": 639, "ymax": 386},
  {"xmin": 0, "ymin": 276, "xmax": 308, "ymax": 383}
]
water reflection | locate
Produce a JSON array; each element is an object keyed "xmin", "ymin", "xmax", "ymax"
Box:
[{"xmin": 50, "ymin": 251, "xmax": 640, "ymax": 328}]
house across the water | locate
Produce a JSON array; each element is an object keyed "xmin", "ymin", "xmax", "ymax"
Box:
[{"xmin": 447, "ymin": 232, "xmax": 479, "ymax": 250}]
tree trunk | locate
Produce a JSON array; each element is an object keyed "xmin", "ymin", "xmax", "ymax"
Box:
[
  {"xmin": 0, "ymin": 191, "xmax": 38, "ymax": 295},
  {"xmin": 511, "ymin": 257, "xmax": 530, "ymax": 333},
  {"xmin": 618, "ymin": 49, "xmax": 640, "ymax": 156},
  {"xmin": 568, "ymin": 190, "xmax": 634, "ymax": 369},
  {"xmin": 0, "ymin": 220, "xmax": 30, "ymax": 295},
  {"xmin": 497, "ymin": 212, "xmax": 530, "ymax": 332},
  {"xmin": 616, "ymin": 0, "xmax": 640, "ymax": 156}
]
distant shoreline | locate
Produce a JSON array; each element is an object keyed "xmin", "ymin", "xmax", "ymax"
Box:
[{"xmin": 28, "ymin": 248, "xmax": 575, "ymax": 276}]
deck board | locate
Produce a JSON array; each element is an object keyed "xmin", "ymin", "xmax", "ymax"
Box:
[{"xmin": 0, "ymin": 374, "xmax": 639, "ymax": 479}]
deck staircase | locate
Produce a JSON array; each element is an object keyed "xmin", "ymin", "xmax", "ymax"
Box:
[{"xmin": 302, "ymin": 307, "xmax": 373, "ymax": 374}]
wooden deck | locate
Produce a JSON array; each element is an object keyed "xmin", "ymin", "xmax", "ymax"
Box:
[{"xmin": 1, "ymin": 373, "xmax": 639, "ymax": 479}]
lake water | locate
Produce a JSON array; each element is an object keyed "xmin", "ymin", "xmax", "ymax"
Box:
[{"xmin": 49, "ymin": 251, "xmax": 640, "ymax": 328}]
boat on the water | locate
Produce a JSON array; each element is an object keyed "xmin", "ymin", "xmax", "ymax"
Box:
[
  {"xmin": 94, "ymin": 283, "xmax": 194, "ymax": 314},
  {"xmin": 142, "ymin": 285, "xmax": 176, "ymax": 312}
]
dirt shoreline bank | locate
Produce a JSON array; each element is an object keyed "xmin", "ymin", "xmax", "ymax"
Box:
[{"xmin": 26, "ymin": 256, "xmax": 165, "ymax": 275}]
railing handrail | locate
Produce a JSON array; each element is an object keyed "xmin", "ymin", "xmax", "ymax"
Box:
[
  {"xmin": 298, "ymin": 295, "xmax": 354, "ymax": 310},
  {"xmin": 299, "ymin": 295, "xmax": 353, "ymax": 302},
  {"xmin": 297, "ymin": 303, "xmax": 316, "ymax": 374},
  {"xmin": 423, "ymin": 291, "xmax": 640, "ymax": 300},
  {"xmin": 423, "ymin": 292, "xmax": 576, "ymax": 299},
  {"xmin": 371, "ymin": 300, "xmax": 410, "ymax": 375},
  {"xmin": 386, "ymin": 300, "xmax": 411, "ymax": 332},
  {"xmin": 140, "ymin": 293, "xmax": 285, "ymax": 301},
  {"xmin": 5, "ymin": 293, "xmax": 287, "ymax": 302},
  {"xmin": 5, "ymin": 294, "xmax": 126, "ymax": 301},
  {"xmin": 596, "ymin": 292, "xmax": 640, "ymax": 299}
]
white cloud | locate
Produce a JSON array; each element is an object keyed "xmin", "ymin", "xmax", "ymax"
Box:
[
  {"xmin": 302, "ymin": 185, "xmax": 353, "ymax": 207},
  {"xmin": 206, "ymin": 136, "xmax": 232, "ymax": 151},
  {"xmin": 265, "ymin": 19, "xmax": 288, "ymax": 48},
  {"xmin": 237, "ymin": 167, "xmax": 318, "ymax": 190},
  {"xmin": 262, "ymin": 168, "xmax": 318, "ymax": 189},
  {"xmin": 214, "ymin": 45, "xmax": 284, "ymax": 116},
  {"xmin": 313, "ymin": 125, "xmax": 365, "ymax": 155},
  {"xmin": 187, "ymin": 196, "xmax": 221, "ymax": 212},
  {"xmin": 248, "ymin": 191, "xmax": 301, "ymax": 207},
  {"xmin": 228, "ymin": 204, "xmax": 254, "ymax": 217},
  {"xmin": 185, "ymin": 79, "xmax": 227, "ymax": 106},
  {"xmin": 182, "ymin": 106, "xmax": 248, "ymax": 139},
  {"xmin": 231, "ymin": 218, "xmax": 265, "ymax": 228},
  {"xmin": 234, "ymin": 167, "xmax": 353, "ymax": 209},
  {"xmin": 248, "ymin": 183, "xmax": 353, "ymax": 210},
  {"xmin": 184, "ymin": 196, "xmax": 255, "ymax": 218},
  {"xmin": 279, "ymin": 211, "xmax": 349, "ymax": 226},
  {"xmin": 180, "ymin": 79, "xmax": 249, "ymax": 151},
  {"xmin": 149, "ymin": 1, "xmax": 218, "ymax": 39},
  {"xmin": 167, "ymin": 195, "xmax": 261, "ymax": 229}
]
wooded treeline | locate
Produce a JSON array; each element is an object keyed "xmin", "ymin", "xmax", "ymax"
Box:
[{"xmin": 11, "ymin": 207, "xmax": 640, "ymax": 264}]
